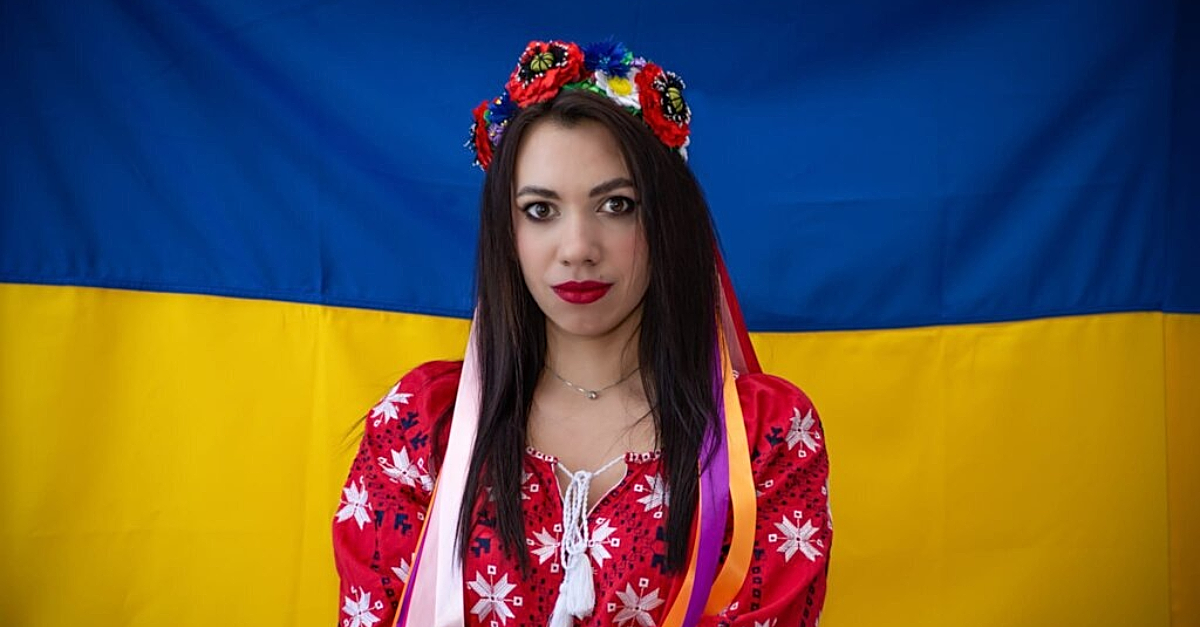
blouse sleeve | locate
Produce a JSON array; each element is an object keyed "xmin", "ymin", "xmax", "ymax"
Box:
[
  {"xmin": 332, "ymin": 361, "xmax": 461, "ymax": 627},
  {"xmin": 702, "ymin": 373, "xmax": 833, "ymax": 627}
]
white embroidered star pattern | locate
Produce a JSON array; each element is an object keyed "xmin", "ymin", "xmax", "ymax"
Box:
[
  {"xmin": 378, "ymin": 447, "xmax": 434, "ymax": 493},
  {"xmin": 785, "ymin": 407, "xmax": 821, "ymax": 457},
  {"xmin": 467, "ymin": 571, "xmax": 518, "ymax": 625},
  {"xmin": 529, "ymin": 527, "xmax": 560, "ymax": 565},
  {"xmin": 636, "ymin": 474, "xmax": 668, "ymax": 512},
  {"xmin": 341, "ymin": 586, "xmax": 383, "ymax": 627},
  {"xmin": 589, "ymin": 518, "xmax": 619, "ymax": 566},
  {"xmin": 613, "ymin": 583, "xmax": 665, "ymax": 627},
  {"xmin": 335, "ymin": 478, "xmax": 372, "ymax": 530},
  {"xmin": 391, "ymin": 558, "xmax": 410, "ymax": 584},
  {"xmin": 773, "ymin": 514, "xmax": 823, "ymax": 562},
  {"xmin": 369, "ymin": 382, "xmax": 413, "ymax": 427}
]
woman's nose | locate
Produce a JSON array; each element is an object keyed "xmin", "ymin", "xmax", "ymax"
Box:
[{"xmin": 558, "ymin": 212, "xmax": 599, "ymax": 266}]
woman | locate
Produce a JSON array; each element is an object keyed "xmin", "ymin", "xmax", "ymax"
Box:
[{"xmin": 334, "ymin": 40, "xmax": 830, "ymax": 627}]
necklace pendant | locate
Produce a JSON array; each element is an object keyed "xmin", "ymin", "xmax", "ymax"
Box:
[{"xmin": 586, "ymin": 391, "xmax": 598, "ymax": 400}]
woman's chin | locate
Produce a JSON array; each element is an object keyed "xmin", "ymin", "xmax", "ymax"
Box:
[{"xmin": 546, "ymin": 315, "xmax": 625, "ymax": 341}]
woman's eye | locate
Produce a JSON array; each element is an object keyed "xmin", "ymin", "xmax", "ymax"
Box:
[
  {"xmin": 601, "ymin": 196, "xmax": 637, "ymax": 215},
  {"xmin": 522, "ymin": 203, "xmax": 555, "ymax": 221}
]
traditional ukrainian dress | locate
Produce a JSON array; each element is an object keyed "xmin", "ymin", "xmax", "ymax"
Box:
[{"xmin": 333, "ymin": 360, "xmax": 831, "ymax": 627}]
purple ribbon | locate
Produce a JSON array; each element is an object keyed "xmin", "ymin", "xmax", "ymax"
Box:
[{"xmin": 680, "ymin": 347, "xmax": 733, "ymax": 625}]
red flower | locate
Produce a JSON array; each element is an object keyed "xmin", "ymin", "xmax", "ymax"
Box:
[
  {"xmin": 636, "ymin": 63, "xmax": 690, "ymax": 148},
  {"xmin": 505, "ymin": 40, "xmax": 586, "ymax": 106},
  {"xmin": 471, "ymin": 99, "xmax": 493, "ymax": 170}
]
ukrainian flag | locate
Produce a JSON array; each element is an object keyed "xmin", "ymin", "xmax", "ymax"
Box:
[{"xmin": 1, "ymin": 1, "xmax": 1196, "ymax": 626}]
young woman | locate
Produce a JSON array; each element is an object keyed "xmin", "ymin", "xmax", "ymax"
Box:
[{"xmin": 334, "ymin": 40, "xmax": 831, "ymax": 627}]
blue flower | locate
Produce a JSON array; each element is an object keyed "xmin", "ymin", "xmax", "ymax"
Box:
[
  {"xmin": 486, "ymin": 92, "xmax": 518, "ymax": 126},
  {"xmin": 583, "ymin": 39, "xmax": 632, "ymax": 76}
]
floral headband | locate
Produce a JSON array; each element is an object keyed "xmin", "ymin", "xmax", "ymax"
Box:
[{"xmin": 469, "ymin": 39, "xmax": 691, "ymax": 170}]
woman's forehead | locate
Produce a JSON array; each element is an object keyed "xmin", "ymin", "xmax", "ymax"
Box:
[{"xmin": 513, "ymin": 120, "xmax": 632, "ymax": 191}]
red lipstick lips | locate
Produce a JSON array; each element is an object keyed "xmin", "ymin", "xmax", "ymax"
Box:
[{"xmin": 552, "ymin": 280, "xmax": 612, "ymax": 304}]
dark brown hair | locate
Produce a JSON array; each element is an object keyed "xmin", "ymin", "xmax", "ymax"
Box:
[{"xmin": 441, "ymin": 89, "xmax": 719, "ymax": 572}]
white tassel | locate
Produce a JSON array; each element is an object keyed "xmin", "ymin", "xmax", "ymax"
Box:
[
  {"xmin": 563, "ymin": 549, "xmax": 596, "ymax": 610},
  {"xmin": 549, "ymin": 549, "xmax": 595, "ymax": 626},
  {"xmin": 548, "ymin": 602, "xmax": 574, "ymax": 627}
]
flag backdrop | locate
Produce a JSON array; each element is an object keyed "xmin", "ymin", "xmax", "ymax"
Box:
[{"xmin": 1, "ymin": 1, "xmax": 1196, "ymax": 625}]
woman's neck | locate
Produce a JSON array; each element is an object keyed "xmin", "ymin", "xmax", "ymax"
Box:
[
  {"xmin": 532, "ymin": 310, "xmax": 655, "ymax": 480},
  {"xmin": 543, "ymin": 319, "xmax": 641, "ymax": 391}
]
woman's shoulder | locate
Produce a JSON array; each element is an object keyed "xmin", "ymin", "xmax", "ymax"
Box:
[
  {"xmin": 390, "ymin": 359, "xmax": 462, "ymax": 413},
  {"xmin": 395, "ymin": 359, "xmax": 463, "ymax": 398},
  {"xmin": 362, "ymin": 360, "xmax": 463, "ymax": 446},
  {"xmin": 395, "ymin": 359, "xmax": 463, "ymax": 387},
  {"xmin": 734, "ymin": 371, "xmax": 819, "ymax": 429},
  {"xmin": 733, "ymin": 371, "xmax": 826, "ymax": 469}
]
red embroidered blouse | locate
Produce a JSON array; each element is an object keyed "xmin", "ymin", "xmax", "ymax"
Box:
[{"xmin": 333, "ymin": 361, "xmax": 830, "ymax": 627}]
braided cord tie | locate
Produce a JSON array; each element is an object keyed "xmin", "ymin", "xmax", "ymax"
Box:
[{"xmin": 548, "ymin": 455, "xmax": 624, "ymax": 627}]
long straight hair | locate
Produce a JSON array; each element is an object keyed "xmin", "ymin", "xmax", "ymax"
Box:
[{"xmin": 439, "ymin": 89, "xmax": 720, "ymax": 573}]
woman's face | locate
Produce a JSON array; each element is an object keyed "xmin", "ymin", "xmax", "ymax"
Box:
[{"xmin": 512, "ymin": 119, "xmax": 650, "ymax": 342}]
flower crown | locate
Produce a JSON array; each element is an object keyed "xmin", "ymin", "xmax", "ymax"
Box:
[{"xmin": 469, "ymin": 39, "xmax": 691, "ymax": 170}]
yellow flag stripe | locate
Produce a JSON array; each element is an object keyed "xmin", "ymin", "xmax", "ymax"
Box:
[{"xmin": 0, "ymin": 282, "xmax": 1193, "ymax": 626}]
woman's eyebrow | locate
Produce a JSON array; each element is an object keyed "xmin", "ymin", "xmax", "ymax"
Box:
[
  {"xmin": 515, "ymin": 178, "xmax": 635, "ymax": 200},
  {"xmin": 589, "ymin": 177, "xmax": 635, "ymax": 197},
  {"xmin": 515, "ymin": 185, "xmax": 559, "ymax": 199}
]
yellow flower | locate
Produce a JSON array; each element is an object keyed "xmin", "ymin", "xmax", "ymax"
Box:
[
  {"xmin": 594, "ymin": 69, "xmax": 641, "ymax": 108},
  {"xmin": 607, "ymin": 76, "xmax": 633, "ymax": 97}
]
